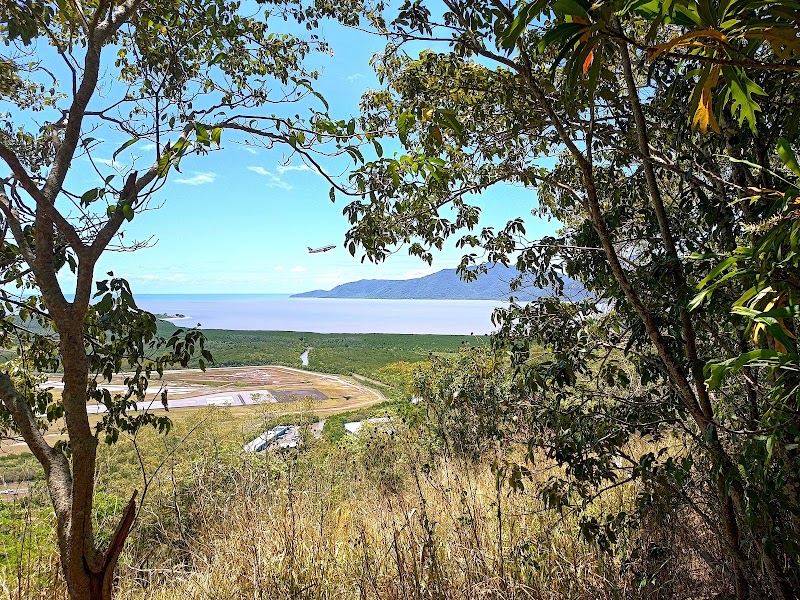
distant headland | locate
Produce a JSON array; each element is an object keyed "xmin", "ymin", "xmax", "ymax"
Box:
[{"xmin": 291, "ymin": 265, "xmax": 572, "ymax": 301}]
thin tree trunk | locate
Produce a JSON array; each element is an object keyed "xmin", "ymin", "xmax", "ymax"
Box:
[{"xmin": 615, "ymin": 32, "xmax": 763, "ymax": 599}]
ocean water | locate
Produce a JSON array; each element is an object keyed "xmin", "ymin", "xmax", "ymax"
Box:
[{"xmin": 133, "ymin": 294, "xmax": 505, "ymax": 335}]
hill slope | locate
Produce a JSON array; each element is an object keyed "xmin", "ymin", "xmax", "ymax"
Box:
[{"xmin": 292, "ymin": 265, "xmax": 561, "ymax": 300}]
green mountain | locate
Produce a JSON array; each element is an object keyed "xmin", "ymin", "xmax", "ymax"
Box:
[{"xmin": 292, "ymin": 265, "xmax": 569, "ymax": 300}]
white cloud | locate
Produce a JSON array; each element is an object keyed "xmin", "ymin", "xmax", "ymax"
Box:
[
  {"xmin": 403, "ymin": 267, "xmax": 435, "ymax": 279},
  {"xmin": 290, "ymin": 266, "xmax": 307, "ymax": 273},
  {"xmin": 139, "ymin": 142, "xmax": 156, "ymax": 151},
  {"xmin": 273, "ymin": 265, "xmax": 285, "ymax": 271},
  {"xmin": 175, "ymin": 171, "xmax": 216, "ymax": 186},
  {"xmin": 243, "ymin": 147, "xmax": 259, "ymax": 154},
  {"xmin": 247, "ymin": 165, "xmax": 292, "ymax": 190},
  {"xmin": 94, "ymin": 157, "xmax": 125, "ymax": 169},
  {"xmin": 347, "ymin": 73, "xmax": 364, "ymax": 83},
  {"xmin": 267, "ymin": 179, "xmax": 292, "ymax": 191},
  {"xmin": 124, "ymin": 273, "xmax": 189, "ymax": 283},
  {"xmin": 276, "ymin": 163, "xmax": 311, "ymax": 174}
]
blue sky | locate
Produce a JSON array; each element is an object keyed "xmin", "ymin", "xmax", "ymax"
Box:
[{"xmin": 47, "ymin": 16, "xmax": 558, "ymax": 295}]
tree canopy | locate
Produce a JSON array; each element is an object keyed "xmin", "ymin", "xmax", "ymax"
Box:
[
  {"xmin": 0, "ymin": 0, "xmax": 363, "ymax": 597},
  {"xmin": 341, "ymin": 1, "xmax": 800, "ymax": 597}
]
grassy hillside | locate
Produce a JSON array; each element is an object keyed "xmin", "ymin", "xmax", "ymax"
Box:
[{"xmin": 2, "ymin": 410, "xmax": 706, "ymax": 600}]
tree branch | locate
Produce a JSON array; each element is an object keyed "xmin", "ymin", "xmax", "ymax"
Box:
[{"xmin": 0, "ymin": 371, "xmax": 71, "ymax": 516}]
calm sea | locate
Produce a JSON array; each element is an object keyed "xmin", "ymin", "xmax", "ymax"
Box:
[{"xmin": 133, "ymin": 294, "xmax": 506, "ymax": 335}]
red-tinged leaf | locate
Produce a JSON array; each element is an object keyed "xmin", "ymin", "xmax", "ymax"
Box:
[{"xmin": 583, "ymin": 49, "xmax": 594, "ymax": 75}]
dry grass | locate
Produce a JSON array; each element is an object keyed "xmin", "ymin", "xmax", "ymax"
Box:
[
  {"xmin": 111, "ymin": 424, "xmax": 636, "ymax": 600},
  {"xmin": 1, "ymin": 413, "xmax": 723, "ymax": 600}
]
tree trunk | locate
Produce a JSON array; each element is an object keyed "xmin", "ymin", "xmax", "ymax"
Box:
[
  {"xmin": 62, "ymin": 491, "xmax": 137, "ymax": 600},
  {"xmin": 614, "ymin": 32, "xmax": 768, "ymax": 599},
  {"xmin": 48, "ymin": 295, "xmax": 137, "ymax": 600}
]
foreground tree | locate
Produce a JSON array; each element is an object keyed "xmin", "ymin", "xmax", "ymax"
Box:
[
  {"xmin": 342, "ymin": 1, "xmax": 800, "ymax": 596},
  {"xmin": 0, "ymin": 1, "xmax": 361, "ymax": 597}
]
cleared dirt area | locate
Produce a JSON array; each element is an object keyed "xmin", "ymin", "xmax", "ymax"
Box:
[{"xmin": 0, "ymin": 366, "xmax": 384, "ymax": 456}]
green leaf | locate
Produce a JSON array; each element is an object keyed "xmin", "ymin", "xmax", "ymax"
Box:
[
  {"xmin": 397, "ymin": 112, "xmax": 415, "ymax": 146},
  {"xmin": 777, "ymin": 138, "xmax": 800, "ymax": 178},
  {"xmin": 697, "ymin": 256, "xmax": 738, "ymax": 288},
  {"xmin": 80, "ymin": 188, "xmax": 99, "ymax": 206},
  {"xmin": 499, "ymin": 3, "xmax": 533, "ymax": 50},
  {"xmin": 95, "ymin": 293, "xmax": 113, "ymax": 313},
  {"xmin": 122, "ymin": 204, "xmax": 134, "ymax": 222},
  {"xmin": 437, "ymin": 109, "xmax": 464, "ymax": 136},
  {"xmin": 733, "ymin": 304, "xmax": 800, "ymax": 320},
  {"xmin": 112, "ymin": 137, "xmax": 140, "ymax": 161},
  {"xmin": 766, "ymin": 435, "xmax": 775, "ymax": 465},
  {"xmin": 538, "ymin": 22, "xmax": 586, "ymax": 54},
  {"xmin": 723, "ymin": 67, "xmax": 766, "ymax": 134},
  {"xmin": 194, "ymin": 123, "xmax": 209, "ymax": 144},
  {"xmin": 553, "ymin": 0, "xmax": 589, "ymax": 19},
  {"xmin": 705, "ymin": 349, "xmax": 783, "ymax": 389}
]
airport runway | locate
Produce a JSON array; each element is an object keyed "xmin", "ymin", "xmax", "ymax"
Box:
[{"xmin": 86, "ymin": 389, "xmax": 276, "ymax": 414}]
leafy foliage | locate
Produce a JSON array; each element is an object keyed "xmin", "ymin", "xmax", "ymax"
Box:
[
  {"xmin": 340, "ymin": 0, "xmax": 800, "ymax": 596},
  {"xmin": 0, "ymin": 0, "xmax": 366, "ymax": 596}
]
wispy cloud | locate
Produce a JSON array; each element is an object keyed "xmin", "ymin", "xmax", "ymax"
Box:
[
  {"xmin": 276, "ymin": 163, "xmax": 311, "ymax": 174},
  {"xmin": 139, "ymin": 142, "xmax": 156, "ymax": 151},
  {"xmin": 347, "ymin": 73, "xmax": 364, "ymax": 83},
  {"xmin": 94, "ymin": 157, "xmax": 125, "ymax": 169},
  {"xmin": 273, "ymin": 265, "xmax": 285, "ymax": 271},
  {"xmin": 175, "ymin": 171, "xmax": 216, "ymax": 186},
  {"xmin": 291, "ymin": 266, "xmax": 307, "ymax": 273},
  {"xmin": 243, "ymin": 147, "xmax": 259, "ymax": 154},
  {"xmin": 403, "ymin": 267, "xmax": 435, "ymax": 279},
  {"xmin": 126, "ymin": 273, "xmax": 189, "ymax": 282},
  {"xmin": 247, "ymin": 165, "xmax": 292, "ymax": 190}
]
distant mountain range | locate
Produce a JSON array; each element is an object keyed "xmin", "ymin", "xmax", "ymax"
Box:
[{"xmin": 292, "ymin": 265, "xmax": 568, "ymax": 300}]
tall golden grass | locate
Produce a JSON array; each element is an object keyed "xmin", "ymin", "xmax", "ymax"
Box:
[{"xmin": 1, "ymin": 408, "xmax": 722, "ymax": 599}]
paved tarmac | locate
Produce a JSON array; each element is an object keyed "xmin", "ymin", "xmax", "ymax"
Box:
[
  {"xmin": 53, "ymin": 365, "xmax": 380, "ymax": 415},
  {"xmin": 86, "ymin": 389, "xmax": 276, "ymax": 414}
]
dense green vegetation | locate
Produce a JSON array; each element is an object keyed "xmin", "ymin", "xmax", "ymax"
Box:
[{"xmin": 163, "ymin": 323, "xmax": 479, "ymax": 379}]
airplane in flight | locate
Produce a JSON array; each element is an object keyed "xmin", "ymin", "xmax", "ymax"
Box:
[{"xmin": 308, "ymin": 245, "xmax": 335, "ymax": 254}]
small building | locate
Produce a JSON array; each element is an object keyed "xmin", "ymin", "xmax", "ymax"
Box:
[
  {"xmin": 343, "ymin": 416, "xmax": 393, "ymax": 436},
  {"xmin": 244, "ymin": 425, "xmax": 301, "ymax": 453}
]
